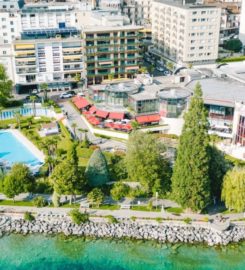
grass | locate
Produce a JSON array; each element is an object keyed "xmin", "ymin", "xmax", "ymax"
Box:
[
  {"xmin": 131, "ymin": 205, "xmax": 161, "ymax": 212},
  {"xmin": 0, "ymin": 200, "xmax": 33, "ymax": 206},
  {"xmin": 166, "ymin": 207, "xmax": 183, "ymax": 214},
  {"xmin": 217, "ymin": 55, "xmax": 245, "ymax": 63}
]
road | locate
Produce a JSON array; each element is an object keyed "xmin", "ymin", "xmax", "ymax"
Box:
[{"xmin": 60, "ymin": 100, "xmax": 126, "ymax": 151}]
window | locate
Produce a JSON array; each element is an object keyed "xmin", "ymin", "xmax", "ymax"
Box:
[
  {"xmin": 201, "ymin": 11, "xmax": 206, "ymax": 15},
  {"xmin": 10, "ymin": 21, "xmax": 13, "ymax": 25},
  {"xmin": 2, "ymin": 18, "xmax": 6, "ymax": 21},
  {"xmin": 3, "ymin": 32, "xmax": 7, "ymax": 36},
  {"xmin": 192, "ymin": 11, "xmax": 197, "ymax": 15},
  {"xmin": 3, "ymin": 51, "xmax": 7, "ymax": 55},
  {"xmin": 199, "ymin": 46, "xmax": 204, "ymax": 50},
  {"xmin": 192, "ymin": 19, "xmax": 197, "ymax": 22},
  {"xmin": 11, "ymin": 28, "xmax": 14, "ymax": 32},
  {"xmin": 4, "ymin": 40, "xmax": 8, "ymax": 44}
]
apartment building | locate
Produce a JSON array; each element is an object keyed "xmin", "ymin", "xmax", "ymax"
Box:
[
  {"xmin": 151, "ymin": 0, "xmax": 221, "ymax": 65},
  {"xmin": 240, "ymin": 0, "xmax": 245, "ymax": 44},
  {"xmin": 20, "ymin": 3, "xmax": 77, "ymax": 30},
  {"xmin": 79, "ymin": 11, "xmax": 143, "ymax": 85},
  {"xmin": 13, "ymin": 34, "xmax": 83, "ymax": 94},
  {"xmin": 0, "ymin": 0, "xmax": 21, "ymax": 81},
  {"xmin": 122, "ymin": 0, "xmax": 152, "ymax": 26}
]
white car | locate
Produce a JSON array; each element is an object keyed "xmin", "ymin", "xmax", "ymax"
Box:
[
  {"xmin": 60, "ymin": 91, "xmax": 75, "ymax": 99},
  {"xmin": 157, "ymin": 66, "xmax": 165, "ymax": 72},
  {"xmin": 77, "ymin": 92, "xmax": 85, "ymax": 97}
]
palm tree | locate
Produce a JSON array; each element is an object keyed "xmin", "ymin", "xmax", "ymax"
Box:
[
  {"xmin": 13, "ymin": 110, "xmax": 22, "ymax": 130},
  {"xmin": 30, "ymin": 95, "xmax": 37, "ymax": 116},
  {"xmin": 40, "ymin": 83, "xmax": 49, "ymax": 102},
  {"xmin": 166, "ymin": 62, "xmax": 174, "ymax": 72},
  {"xmin": 71, "ymin": 122, "xmax": 77, "ymax": 140}
]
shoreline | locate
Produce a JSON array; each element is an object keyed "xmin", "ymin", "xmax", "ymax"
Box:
[{"xmin": 1, "ymin": 215, "xmax": 245, "ymax": 246}]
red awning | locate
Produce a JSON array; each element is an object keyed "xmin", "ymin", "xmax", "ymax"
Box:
[
  {"xmin": 123, "ymin": 123, "xmax": 132, "ymax": 130},
  {"xmin": 108, "ymin": 112, "xmax": 125, "ymax": 120},
  {"xmin": 105, "ymin": 122, "xmax": 114, "ymax": 128},
  {"xmin": 88, "ymin": 116, "xmax": 100, "ymax": 125},
  {"xmin": 74, "ymin": 97, "xmax": 91, "ymax": 109},
  {"xmin": 136, "ymin": 114, "xmax": 161, "ymax": 124},
  {"xmin": 96, "ymin": 110, "xmax": 109, "ymax": 119},
  {"xmin": 89, "ymin": 105, "xmax": 96, "ymax": 114}
]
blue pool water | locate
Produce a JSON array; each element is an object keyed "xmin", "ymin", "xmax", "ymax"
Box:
[{"xmin": 0, "ymin": 130, "xmax": 42, "ymax": 167}]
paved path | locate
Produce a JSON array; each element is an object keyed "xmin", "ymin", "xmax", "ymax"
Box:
[{"xmin": 59, "ymin": 101, "xmax": 126, "ymax": 150}]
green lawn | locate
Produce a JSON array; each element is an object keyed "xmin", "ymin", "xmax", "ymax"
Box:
[
  {"xmin": 166, "ymin": 207, "xmax": 183, "ymax": 214},
  {"xmin": 131, "ymin": 205, "xmax": 161, "ymax": 212},
  {"xmin": 0, "ymin": 200, "xmax": 33, "ymax": 206}
]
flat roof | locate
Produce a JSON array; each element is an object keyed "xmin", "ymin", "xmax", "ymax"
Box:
[
  {"xmin": 186, "ymin": 77, "xmax": 245, "ymax": 107},
  {"xmin": 153, "ymin": 0, "xmax": 219, "ymax": 9}
]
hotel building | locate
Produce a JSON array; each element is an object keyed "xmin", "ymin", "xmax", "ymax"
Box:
[{"xmin": 151, "ymin": 0, "xmax": 221, "ymax": 65}]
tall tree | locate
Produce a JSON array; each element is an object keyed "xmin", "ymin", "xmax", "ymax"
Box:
[
  {"xmin": 171, "ymin": 82, "xmax": 210, "ymax": 211},
  {"xmin": 125, "ymin": 131, "xmax": 171, "ymax": 195},
  {"xmin": 222, "ymin": 167, "xmax": 245, "ymax": 212},
  {"xmin": 50, "ymin": 143, "xmax": 86, "ymax": 204},
  {"xmin": 3, "ymin": 164, "xmax": 35, "ymax": 202},
  {"xmin": 30, "ymin": 95, "xmax": 37, "ymax": 116},
  {"xmin": 85, "ymin": 149, "xmax": 109, "ymax": 187},
  {"xmin": 0, "ymin": 64, "xmax": 12, "ymax": 107},
  {"xmin": 40, "ymin": 83, "xmax": 49, "ymax": 102}
]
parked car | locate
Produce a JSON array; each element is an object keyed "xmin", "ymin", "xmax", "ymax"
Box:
[
  {"xmin": 156, "ymin": 66, "xmax": 165, "ymax": 72},
  {"xmin": 77, "ymin": 92, "xmax": 85, "ymax": 97},
  {"xmin": 59, "ymin": 91, "xmax": 76, "ymax": 99}
]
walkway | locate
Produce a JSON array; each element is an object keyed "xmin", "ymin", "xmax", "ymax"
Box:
[{"xmin": 60, "ymin": 101, "xmax": 126, "ymax": 150}]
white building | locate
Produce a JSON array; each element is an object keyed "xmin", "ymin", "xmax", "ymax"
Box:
[
  {"xmin": 123, "ymin": 0, "xmax": 152, "ymax": 26},
  {"xmin": 0, "ymin": 0, "xmax": 21, "ymax": 81},
  {"xmin": 240, "ymin": 0, "xmax": 245, "ymax": 44},
  {"xmin": 151, "ymin": 0, "xmax": 221, "ymax": 65},
  {"xmin": 20, "ymin": 3, "xmax": 77, "ymax": 30}
]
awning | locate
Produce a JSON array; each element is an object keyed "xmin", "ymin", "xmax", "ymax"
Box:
[
  {"xmin": 89, "ymin": 105, "xmax": 96, "ymax": 114},
  {"xmin": 108, "ymin": 112, "xmax": 124, "ymax": 120},
  {"xmin": 136, "ymin": 114, "xmax": 161, "ymax": 124},
  {"xmin": 73, "ymin": 97, "xmax": 91, "ymax": 109},
  {"xmin": 87, "ymin": 116, "xmax": 100, "ymax": 125},
  {"xmin": 96, "ymin": 110, "xmax": 109, "ymax": 119}
]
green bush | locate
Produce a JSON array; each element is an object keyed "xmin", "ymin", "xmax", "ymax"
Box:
[
  {"xmin": 32, "ymin": 196, "xmax": 47, "ymax": 207},
  {"xmin": 183, "ymin": 217, "xmax": 192, "ymax": 224},
  {"xmin": 106, "ymin": 215, "xmax": 118, "ymax": 224},
  {"xmin": 24, "ymin": 212, "xmax": 35, "ymax": 221},
  {"xmin": 131, "ymin": 216, "xmax": 136, "ymax": 222},
  {"xmin": 69, "ymin": 209, "xmax": 89, "ymax": 225},
  {"xmin": 110, "ymin": 182, "xmax": 129, "ymax": 201},
  {"xmin": 218, "ymin": 56, "xmax": 245, "ymax": 63}
]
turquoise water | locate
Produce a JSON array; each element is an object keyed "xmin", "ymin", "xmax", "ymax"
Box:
[
  {"xmin": 0, "ymin": 131, "xmax": 42, "ymax": 167},
  {"xmin": 0, "ymin": 234, "xmax": 245, "ymax": 270}
]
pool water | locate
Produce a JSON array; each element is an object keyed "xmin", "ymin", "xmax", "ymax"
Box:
[{"xmin": 0, "ymin": 130, "xmax": 42, "ymax": 167}]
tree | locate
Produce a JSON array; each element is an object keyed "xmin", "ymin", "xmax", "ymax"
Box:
[
  {"xmin": 224, "ymin": 39, "xmax": 243, "ymax": 53},
  {"xmin": 71, "ymin": 122, "xmax": 77, "ymax": 140},
  {"xmin": 0, "ymin": 64, "xmax": 12, "ymax": 107},
  {"xmin": 166, "ymin": 62, "xmax": 174, "ymax": 71},
  {"xmin": 171, "ymin": 82, "xmax": 210, "ymax": 211},
  {"xmin": 13, "ymin": 110, "xmax": 22, "ymax": 130},
  {"xmin": 208, "ymin": 146, "xmax": 231, "ymax": 203},
  {"xmin": 87, "ymin": 188, "xmax": 104, "ymax": 207},
  {"xmin": 85, "ymin": 149, "xmax": 109, "ymax": 187},
  {"xmin": 40, "ymin": 83, "xmax": 49, "ymax": 102},
  {"xmin": 148, "ymin": 65, "xmax": 154, "ymax": 75},
  {"xmin": 139, "ymin": 66, "xmax": 148, "ymax": 74},
  {"xmin": 3, "ymin": 164, "xmax": 35, "ymax": 202},
  {"xmin": 69, "ymin": 209, "xmax": 89, "ymax": 225},
  {"xmin": 125, "ymin": 131, "xmax": 171, "ymax": 195},
  {"xmin": 131, "ymin": 120, "xmax": 140, "ymax": 130},
  {"xmin": 30, "ymin": 95, "xmax": 37, "ymax": 116},
  {"xmin": 50, "ymin": 143, "xmax": 86, "ymax": 204},
  {"xmin": 222, "ymin": 167, "xmax": 245, "ymax": 212},
  {"xmin": 108, "ymin": 73, "xmax": 115, "ymax": 81},
  {"xmin": 110, "ymin": 182, "xmax": 129, "ymax": 201}
]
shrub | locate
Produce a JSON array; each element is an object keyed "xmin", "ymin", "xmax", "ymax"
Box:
[
  {"xmin": 87, "ymin": 188, "xmax": 104, "ymax": 207},
  {"xmin": 131, "ymin": 216, "xmax": 136, "ymax": 222},
  {"xmin": 106, "ymin": 215, "xmax": 118, "ymax": 224},
  {"xmin": 33, "ymin": 196, "xmax": 47, "ymax": 207},
  {"xmin": 69, "ymin": 209, "xmax": 89, "ymax": 225},
  {"xmin": 147, "ymin": 201, "xmax": 153, "ymax": 211},
  {"xmin": 24, "ymin": 212, "xmax": 35, "ymax": 221},
  {"xmin": 183, "ymin": 217, "xmax": 192, "ymax": 224},
  {"xmin": 110, "ymin": 182, "xmax": 129, "ymax": 201},
  {"xmin": 155, "ymin": 217, "xmax": 163, "ymax": 223},
  {"xmin": 89, "ymin": 145, "xmax": 99, "ymax": 150},
  {"xmin": 203, "ymin": 217, "xmax": 209, "ymax": 222}
]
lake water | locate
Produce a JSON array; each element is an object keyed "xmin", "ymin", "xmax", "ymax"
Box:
[{"xmin": 0, "ymin": 234, "xmax": 245, "ymax": 270}]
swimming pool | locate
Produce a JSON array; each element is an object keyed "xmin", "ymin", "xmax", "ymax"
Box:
[{"xmin": 0, "ymin": 130, "xmax": 44, "ymax": 170}]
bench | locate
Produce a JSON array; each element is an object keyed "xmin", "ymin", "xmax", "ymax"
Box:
[{"xmin": 120, "ymin": 204, "xmax": 131, "ymax": 210}]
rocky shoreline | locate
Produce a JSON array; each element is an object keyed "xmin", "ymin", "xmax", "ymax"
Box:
[{"xmin": 0, "ymin": 215, "xmax": 245, "ymax": 246}]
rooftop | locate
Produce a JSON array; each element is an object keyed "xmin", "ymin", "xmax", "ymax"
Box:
[
  {"xmin": 153, "ymin": 0, "xmax": 219, "ymax": 9},
  {"xmin": 158, "ymin": 87, "xmax": 191, "ymax": 100},
  {"xmin": 186, "ymin": 77, "xmax": 245, "ymax": 107},
  {"xmin": 106, "ymin": 82, "xmax": 140, "ymax": 93}
]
